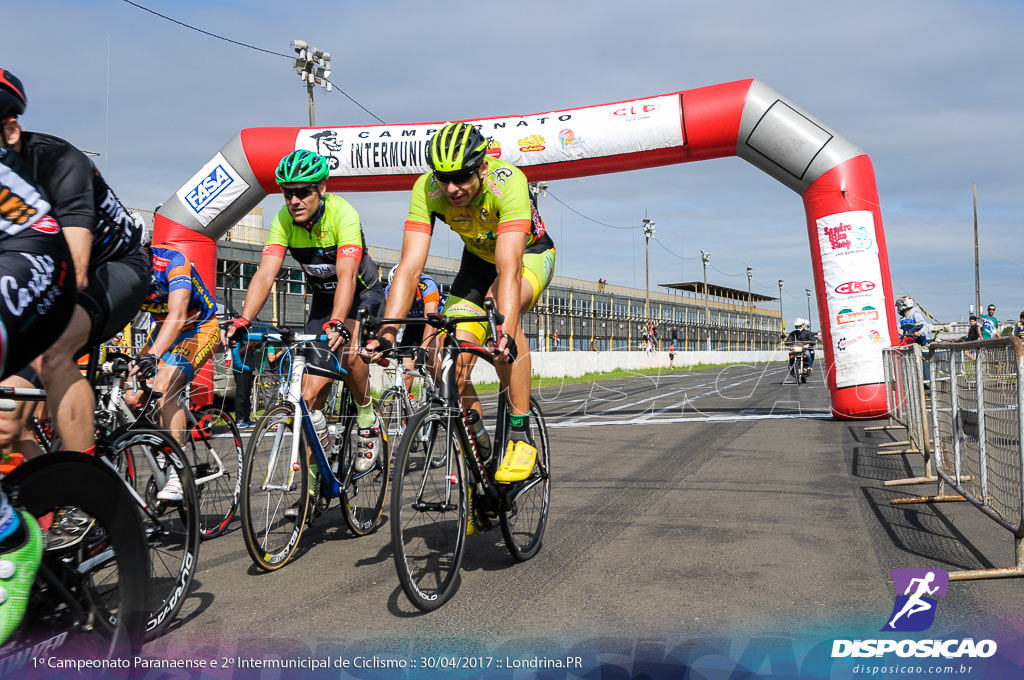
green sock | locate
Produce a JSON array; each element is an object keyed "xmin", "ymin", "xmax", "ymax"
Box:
[
  {"xmin": 509, "ymin": 414, "xmax": 532, "ymax": 443},
  {"xmin": 308, "ymin": 463, "xmax": 318, "ymax": 495},
  {"xmin": 355, "ymin": 400, "xmax": 376, "ymax": 428}
]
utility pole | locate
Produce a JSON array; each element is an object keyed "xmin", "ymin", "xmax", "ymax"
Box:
[
  {"xmin": 642, "ymin": 217, "xmax": 656, "ymax": 325},
  {"xmin": 746, "ymin": 267, "xmax": 753, "ymax": 350},
  {"xmin": 974, "ymin": 182, "xmax": 980, "ymax": 318},
  {"xmin": 701, "ymin": 250, "xmax": 711, "ymax": 351},
  {"xmin": 806, "ymin": 289, "xmax": 813, "ymax": 327},
  {"xmin": 778, "ymin": 279, "xmax": 784, "ymax": 347},
  {"xmin": 291, "ymin": 40, "xmax": 332, "ymax": 126}
]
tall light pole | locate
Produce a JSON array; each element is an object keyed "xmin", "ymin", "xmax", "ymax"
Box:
[
  {"xmin": 291, "ymin": 40, "xmax": 332, "ymax": 126},
  {"xmin": 642, "ymin": 217, "xmax": 656, "ymax": 325},
  {"xmin": 746, "ymin": 267, "xmax": 753, "ymax": 350},
  {"xmin": 778, "ymin": 279, "xmax": 784, "ymax": 347},
  {"xmin": 701, "ymin": 250, "xmax": 711, "ymax": 351},
  {"xmin": 806, "ymin": 288, "xmax": 813, "ymax": 327}
]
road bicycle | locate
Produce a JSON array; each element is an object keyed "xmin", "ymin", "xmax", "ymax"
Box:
[
  {"xmin": 359, "ymin": 300, "xmax": 551, "ymax": 611},
  {"xmin": 31, "ymin": 348, "xmax": 202, "ymax": 639},
  {"xmin": 0, "ymin": 451, "xmax": 149, "ymax": 665},
  {"xmin": 92, "ymin": 349, "xmax": 242, "ymax": 539},
  {"xmin": 236, "ymin": 330, "xmax": 390, "ymax": 571},
  {"xmin": 377, "ymin": 345, "xmax": 439, "ymax": 450}
]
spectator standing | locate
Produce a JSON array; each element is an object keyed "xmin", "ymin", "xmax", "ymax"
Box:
[
  {"xmin": 1014, "ymin": 312, "xmax": 1024, "ymax": 340},
  {"xmin": 981, "ymin": 304, "xmax": 998, "ymax": 339},
  {"xmin": 588, "ymin": 336, "xmax": 598, "ymax": 352},
  {"xmin": 965, "ymin": 315, "xmax": 980, "ymax": 342},
  {"xmin": 551, "ymin": 329, "xmax": 561, "ymax": 351},
  {"xmin": 668, "ymin": 341, "xmax": 676, "ymax": 369},
  {"xmin": 232, "ymin": 336, "xmax": 258, "ymax": 429}
]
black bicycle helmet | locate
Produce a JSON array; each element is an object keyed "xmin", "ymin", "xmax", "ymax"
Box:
[
  {"xmin": 0, "ymin": 69, "xmax": 27, "ymax": 119},
  {"xmin": 426, "ymin": 122, "xmax": 488, "ymax": 173}
]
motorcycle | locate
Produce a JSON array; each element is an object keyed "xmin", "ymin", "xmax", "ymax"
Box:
[{"xmin": 787, "ymin": 343, "xmax": 812, "ymax": 384}]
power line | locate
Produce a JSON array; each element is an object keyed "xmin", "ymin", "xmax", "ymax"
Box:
[
  {"xmin": 544, "ymin": 190, "xmax": 636, "ymax": 230},
  {"xmin": 120, "ymin": 0, "xmax": 386, "ymax": 124}
]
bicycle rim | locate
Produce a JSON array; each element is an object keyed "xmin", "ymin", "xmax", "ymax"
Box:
[
  {"xmin": 378, "ymin": 387, "xmax": 407, "ymax": 444},
  {"xmin": 499, "ymin": 396, "xmax": 551, "ymax": 561},
  {"xmin": 240, "ymin": 403, "xmax": 308, "ymax": 571},
  {"xmin": 107, "ymin": 429, "xmax": 201, "ymax": 640},
  {"xmin": 0, "ymin": 453, "xmax": 148, "ymax": 663},
  {"xmin": 188, "ymin": 406, "xmax": 243, "ymax": 539},
  {"xmin": 390, "ymin": 410, "xmax": 467, "ymax": 611},
  {"xmin": 341, "ymin": 403, "xmax": 389, "ymax": 537}
]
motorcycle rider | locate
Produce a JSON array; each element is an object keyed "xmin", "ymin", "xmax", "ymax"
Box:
[
  {"xmin": 895, "ymin": 296, "xmax": 931, "ymax": 345},
  {"xmin": 785, "ymin": 318, "xmax": 816, "ymax": 372}
]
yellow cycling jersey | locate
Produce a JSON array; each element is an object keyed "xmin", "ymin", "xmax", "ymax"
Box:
[{"xmin": 403, "ymin": 156, "xmax": 550, "ymax": 264}]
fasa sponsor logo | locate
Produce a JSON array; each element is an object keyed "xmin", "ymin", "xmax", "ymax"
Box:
[
  {"xmin": 185, "ymin": 164, "xmax": 234, "ymax": 214},
  {"xmin": 835, "ymin": 280, "xmax": 876, "ymax": 295}
]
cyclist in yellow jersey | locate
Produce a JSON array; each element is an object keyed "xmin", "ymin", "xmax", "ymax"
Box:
[
  {"xmin": 223, "ymin": 150, "xmax": 386, "ymax": 472},
  {"xmin": 363, "ymin": 122, "xmax": 555, "ymax": 483}
]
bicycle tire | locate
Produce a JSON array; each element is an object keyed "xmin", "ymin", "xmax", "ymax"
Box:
[
  {"xmin": 1, "ymin": 453, "xmax": 148, "ymax": 663},
  {"xmin": 186, "ymin": 405, "xmax": 243, "ymax": 540},
  {"xmin": 105, "ymin": 428, "xmax": 201, "ymax": 640},
  {"xmin": 390, "ymin": 408, "xmax": 468, "ymax": 611},
  {"xmin": 340, "ymin": 400, "xmax": 389, "ymax": 537},
  {"xmin": 497, "ymin": 396, "xmax": 551, "ymax": 562},
  {"xmin": 240, "ymin": 402, "xmax": 309, "ymax": 571}
]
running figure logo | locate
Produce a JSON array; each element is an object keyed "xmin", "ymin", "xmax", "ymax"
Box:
[{"xmin": 882, "ymin": 568, "xmax": 949, "ymax": 632}]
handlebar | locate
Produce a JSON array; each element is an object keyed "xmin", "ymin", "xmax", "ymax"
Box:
[
  {"xmin": 228, "ymin": 329, "xmax": 345, "ymax": 375},
  {"xmin": 357, "ymin": 297, "xmax": 507, "ymax": 359}
]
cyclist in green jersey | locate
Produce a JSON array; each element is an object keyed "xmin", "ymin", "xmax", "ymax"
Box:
[
  {"xmin": 362, "ymin": 122, "xmax": 556, "ymax": 483},
  {"xmin": 223, "ymin": 150, "xmax": 386, "ymax": 472}
]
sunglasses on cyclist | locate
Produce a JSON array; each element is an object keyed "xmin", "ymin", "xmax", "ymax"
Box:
[
  {"xmin": 433, "ymin": 169, "xmax": 478, "ymax": 186},
  {"xmin": 281, "ymin": 184, "xmax": 318, "ymax": 200}
]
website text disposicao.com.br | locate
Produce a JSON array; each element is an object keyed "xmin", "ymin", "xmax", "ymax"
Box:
[{"xmin": 834, "ymin": 638, "xmax": 996, "ymax": 676}]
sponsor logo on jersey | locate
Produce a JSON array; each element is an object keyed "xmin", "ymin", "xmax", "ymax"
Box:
[
  {"xmin": 152, "ymin": 256, "xmax": 170, "ymax": 272},
  {"xmin": 31, "ymin": 215, "xmax": 60, "ymax": 235}
]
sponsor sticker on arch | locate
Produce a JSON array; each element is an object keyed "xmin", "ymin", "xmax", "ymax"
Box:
[
  {"xmin": 177, "ymin": 153, "xmax": 250, "ymax": 228},
  {"xmin": 817, "ymin": 210, "xmax": 890, "ymax": 389}
]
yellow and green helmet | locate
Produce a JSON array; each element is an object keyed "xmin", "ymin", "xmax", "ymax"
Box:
[{"xmin": 426, "ymin": 122, "xmax": 488, "ymax": 174}]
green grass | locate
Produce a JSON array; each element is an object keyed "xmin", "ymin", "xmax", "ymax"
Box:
[{"xmin": 473, "ymin": 361, "xmax": 761, "ymax": 395}]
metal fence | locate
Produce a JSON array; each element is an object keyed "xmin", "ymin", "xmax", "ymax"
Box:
[
  {"xmin": 923, "ymin": 337, "xmax": 1024, "ymax": 580},
  {"xmin": 874, "ymin": 345, "xmax": 937, "ymax": 488}
]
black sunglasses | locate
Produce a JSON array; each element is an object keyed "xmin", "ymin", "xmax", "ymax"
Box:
[
  {"xmin": 281, "ymin": 184, "xmax": 318, "ymax": 200},
  {"xmin": 433, "ymin": 169, "xmax": 478, "ymax": 185}
]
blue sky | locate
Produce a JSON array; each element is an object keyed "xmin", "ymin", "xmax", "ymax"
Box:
[{"xmin": 5, "ymin": 0, "xmax": 1023, "ymax": 323}]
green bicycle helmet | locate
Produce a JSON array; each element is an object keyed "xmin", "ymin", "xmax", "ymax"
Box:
[
  {"xmin": 275, "ymin": 149, "xmax": 329, "ymax": 184},
  {"xmin": 426, "ymin": 122, "xmax": 488, "ymax": 174}
]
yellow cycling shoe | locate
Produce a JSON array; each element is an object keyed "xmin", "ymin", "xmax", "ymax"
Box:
[
  {"xmin": 466, "ymin": 488, "xmax": 476, "ymax": 537},
  {"xmin": 494, "ymin": 440, "xmax": 537, "ymax": 483}
]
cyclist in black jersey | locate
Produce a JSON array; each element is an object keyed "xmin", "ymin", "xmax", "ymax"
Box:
[
  {"xmin": 223, "ymin": 150, "xmax": 386, "ymax": 472},
  {"xmin": 0, "ymin": 141, "xmax": 76, "ymax": 643},
  {"xmin": 0, "ymin": 68, "xmax": 150, "ymax": 458}
]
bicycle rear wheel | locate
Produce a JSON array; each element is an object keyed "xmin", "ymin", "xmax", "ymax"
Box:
[
  {"xmin": 1, "ymin": 452, "xmax": 148, "ymax": 662},
  {"xmin": 240, "ymin": 402, "xmax": 309, "ymax": 571},
  {"xmin": 186, "ymin": 405, "xmax": 243, "ymax": 539},
  {"xmin": 106, "ymin": 428, "xmax": 200, "ymax": 639},
  {"xmin": 497, "ymin": 396, "xmax": 551, "ymax": 562},
  {"xmin": 390, "ymin": 409, "xmax": 468, "ymax": 611},
  {"xmin": 339, "ymin": 401, "xmax": 389, "ymax": 537}
]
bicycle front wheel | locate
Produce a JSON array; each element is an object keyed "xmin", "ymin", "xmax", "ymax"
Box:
[
  {"xmin": 240, "ymin": 402, "xmax": 309, "ymax": 571},
  {"xmin": 339, "ymin": 402, "xmax": 389, "ymax": 537},
  {"xmin": 106, "ymin": 428, "xmax": 201, "ymax": 640},
  {"xmin": 186, "ymin": 405, "xmax": 243, "ymax": 539},
  {"xmin": 497, "ymin": 396, "xmax": 551, "ymax": 562},
  {"xmin": 391, "ymin": 409, "xmax": 468, "ymax": 611},
  {"xmin": 2, "ymin": 452, "xmax": 149, "ymax": 661}
]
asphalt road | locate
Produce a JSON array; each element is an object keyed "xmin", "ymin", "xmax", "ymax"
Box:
[{"xmin": 142, "ymin": 361, "xmax": 1024, "ymax": 677}]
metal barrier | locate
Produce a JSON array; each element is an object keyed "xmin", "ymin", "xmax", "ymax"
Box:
[
  {"xmin": 926, "ymin": 336, "xmax": 1024, "ymax": 580},
  {"xmin": 875, "ymin": 345, "xmax": 942, "ymax": 490}
]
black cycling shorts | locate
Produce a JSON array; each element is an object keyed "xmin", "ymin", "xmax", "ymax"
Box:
[
  {"xmin": 0, "ymin": 229, "xmax": 76, "ymax": 379},
  {"xmin": 77, "ymin": 244, "xmax": 150, "ymax": 351},
  {"xmin": 303, "ymin": 285, "xmax": 385, "ymax": 371}
]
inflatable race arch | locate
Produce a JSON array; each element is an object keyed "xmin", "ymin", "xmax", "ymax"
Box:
[{"xmin": 155, "ymin": 78, "xmax": 898, "ymax": 419}]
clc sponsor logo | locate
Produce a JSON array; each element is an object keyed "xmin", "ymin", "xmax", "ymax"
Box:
[
  {"xmin": 611, "ymin": 103, "xmax": 659, "ymax": 118},
  {"xmin": 185, "ymin": 163, "xmax": 234, "ymax": 214},
  {"xmin": 831, "ymin": 639, "xmax": 996, "ymax": 659},
  {"xmin": 835, "ymin": 280, "xmax": 876, "ymax": 295}
]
